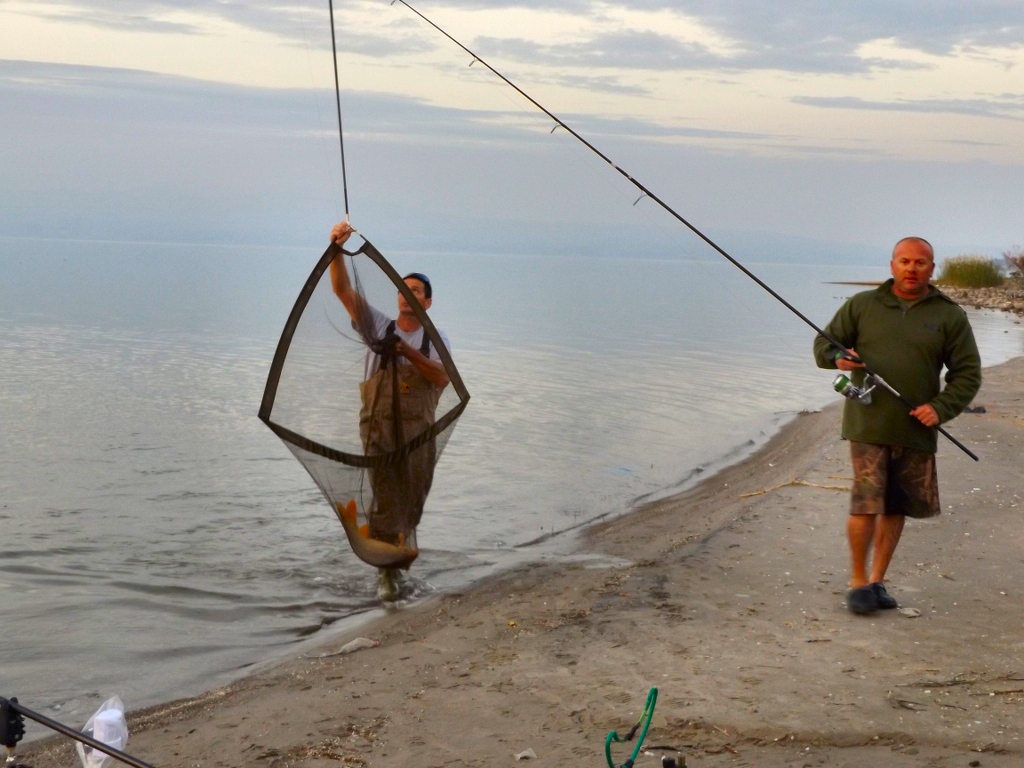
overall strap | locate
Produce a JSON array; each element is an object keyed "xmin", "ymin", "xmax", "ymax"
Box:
[
  {"xmin": 386, "ymin": 319, "xmax": 429, "ymax": 360},
  {"xmin": 377, "ymin": 320, "xmax": 398, "ymax": 371}
]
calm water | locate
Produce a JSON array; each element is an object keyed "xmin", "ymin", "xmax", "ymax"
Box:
[{"xmin": 3, "ymin": 236, "xmax": 1022, "ymax": 734}]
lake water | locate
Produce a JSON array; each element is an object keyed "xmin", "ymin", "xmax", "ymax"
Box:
[{"xmin": 3, "ymin": 236, "xmax": 1022, "ymax": 735}]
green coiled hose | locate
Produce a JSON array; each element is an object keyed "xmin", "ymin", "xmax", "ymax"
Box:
[{"xmin": 604, "ymin": 687, "xmax": 657, "ymax": 768}]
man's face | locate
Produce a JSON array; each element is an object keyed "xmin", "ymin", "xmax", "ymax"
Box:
[
  {"xmin": 398, "ymin": 278, "xmax": 431, "ymax": 315},
  {"xmin": 890, "ymin": 241, "xmax": 934, "ymax": 297}
]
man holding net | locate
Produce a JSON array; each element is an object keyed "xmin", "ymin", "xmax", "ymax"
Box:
[
  {"xmin": 329, "ymin": 221, "xmax": 452, "ymax": 599},
  {"xmin": 814, "ymin": 236, "xmax": 980, "ymax": 616}
]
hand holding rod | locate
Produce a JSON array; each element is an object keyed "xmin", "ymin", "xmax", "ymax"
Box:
[
  {"xmin": 865, "ymin": 372, "xmax": 979, "ymax": 461},
  {"xmin": 0, "ymin": 697, "xmax": 157, "ymax": 768}
]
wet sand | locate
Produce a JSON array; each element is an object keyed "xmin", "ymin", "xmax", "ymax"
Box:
[{"xmin": 23, "ymin": 357, "xmax": 1024, "ymax": 768}]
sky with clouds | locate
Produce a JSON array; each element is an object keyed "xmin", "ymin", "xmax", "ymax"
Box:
[{"xmin": 1, "ymin": 0, "xmax": 1021, "ymax": 257}]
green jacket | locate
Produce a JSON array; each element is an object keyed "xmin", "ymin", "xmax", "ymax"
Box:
[{"xmin": 813, "ymin": 279, "xmax": 981, "ymax": 453}]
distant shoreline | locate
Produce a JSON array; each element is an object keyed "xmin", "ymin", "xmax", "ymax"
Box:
[{"xmin": 827, "ymin": 279, "xmax": 1024, "ymax": 318}]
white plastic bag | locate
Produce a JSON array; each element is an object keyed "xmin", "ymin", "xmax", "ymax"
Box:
[
  {"xmin": 339, "ymin": 637, "xmax": 378, "ymax": 655},
  {"xmin": 76, "ymin": 696, "xmax": 128, "ymax": 768}
]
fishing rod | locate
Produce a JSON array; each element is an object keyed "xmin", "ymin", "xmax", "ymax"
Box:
[
  {"xmin": 1, "ymin": 696, "xmax": 157, "ymax": 768},
  {"xmin": 392, "ymin": 0, "xmax": 978, "ymax": 462},
  {"xmin": 327, "ymin": 0, "xmax": 350, "ymax": 220}
]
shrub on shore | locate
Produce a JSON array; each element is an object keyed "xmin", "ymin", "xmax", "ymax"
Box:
[
  {"xmin": 936, "ymin": 255, "xmax": 1005, "ymax": 288},
  {"xmin": 1004, "ymin": 246, "xmax": 1024, "ymax": 278}
]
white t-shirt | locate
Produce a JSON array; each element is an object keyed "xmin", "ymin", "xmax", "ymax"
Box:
[{"xmin": 362, "ymin": 304, "xmax": 451, "ymax": 381}]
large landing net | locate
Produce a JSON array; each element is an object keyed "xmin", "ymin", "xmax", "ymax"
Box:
[{"xmin": 259, "ymin": 236, "xmax": 469, "ymax": 569}]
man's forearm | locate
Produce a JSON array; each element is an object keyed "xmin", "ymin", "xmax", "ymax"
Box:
[
  {"xmin": 932, "ymin": 367, "xmax": 982, "ymax": 422},
  {"xmin": 330, "ymin": 255, "xmax": 352, "ymax": 296},
  {"xmin": 330, "ymin": 256, "xmax": 361, "ymax": 321},
  {"xmin": 400, "ymin": 343, "xmax": 450, "ymax": 388},
  {"xmin": 813, "ymin": 333, "xmax": 841, "ymax": 369},
  {"xmin": 813, "ymin": 299, "xmax": 858, "ymax": 370},
  {"xmin": 931, "ymin": 317, "xmax": 982, "ymax": 422}
]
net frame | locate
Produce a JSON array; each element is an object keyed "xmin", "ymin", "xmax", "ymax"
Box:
[{"xmin": 258, "ymin": 236, "xmax": 470, "ymax": 540}]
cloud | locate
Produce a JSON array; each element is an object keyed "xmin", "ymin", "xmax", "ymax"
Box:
[
  {"xmin": 478, "ymin": 31, "xmax": 722, "ymax": 72},
  {"xmin": 477, "ymin": 30, "xmax": 932, "ymax": 75},
  {"xmin": 12, "ymin": 1, "xmax": 1023, "ymax": 78},
  {"xmin": 661, "ymin": 1, "xmax": 1024, "ymax": 57},
  {"xmin": 11, "ymin": 1, "xmax": 437, "ymax": 54},
  {"xmin": 3, "ymin": 60, "xmax": 1022, "ymax": 253},
  {"xmin": 935, "ymin": 138, "xmax": 1003, "ymax": 146},
  {"xmin": 537, "ymin": 74, "xmax": 651, "ymax": 96},
  {"xmin": 428, "ymin": 1, "xmax": 1023, "ymax": 74},
  {"xmin": 793, "ymin": 95, "xmax": 1024, "ymax": 121},
  {"xmin": 31, "ymin": 10, "xmax": 202, "ymax": 34},
  {"xmin": 438, "ymin": 1, "xmax": 1024, "ymax": 55},
  {"xmin": 572, "ymin": 115, "xmax": 766, "ymax": 141},
  {"xmin": 0, "ymin": 59, "xmax": 722, "ymax": 145},
  {"xmin": 322, "ymin": 32, "xmax": 436, "ymax": 57}
]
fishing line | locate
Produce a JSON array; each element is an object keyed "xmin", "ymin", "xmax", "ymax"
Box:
[
  {"xmin": 328, "ymin": 0, "xmax": 351, "ymax": 220},
  {"xmin": 297, "ymin": 2, "xmax": 343, "ymax": 216},
  {"xmin": 390, "ymin": 0, "xmax": 979, "ymax": 461}
]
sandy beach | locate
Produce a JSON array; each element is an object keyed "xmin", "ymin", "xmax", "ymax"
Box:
[{"xmin": 22, "ymin": 356, "xmax": 1024, "ymax": 768}]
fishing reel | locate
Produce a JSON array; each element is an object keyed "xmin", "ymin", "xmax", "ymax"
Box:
[
  {"xmin": 833, "ymin": 373, "xmax": 876, "ymax": 405},
  {"xmin": 1, "ymin": 696, "xmax": 29, "ymax": 768}
]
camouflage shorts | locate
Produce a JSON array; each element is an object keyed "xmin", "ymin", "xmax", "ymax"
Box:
[{"xmin": 849, "ymin": 441, "xmax": 940, "ymax": 519}]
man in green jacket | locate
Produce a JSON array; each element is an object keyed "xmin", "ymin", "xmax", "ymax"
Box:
[{"xmin": 814, "ymin": 237, "xmax": 981, "ymax": 615}]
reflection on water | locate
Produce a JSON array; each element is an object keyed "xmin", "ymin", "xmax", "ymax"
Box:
[{"xmin": 2, "ymin": 238, "xmax": 1022, "ymax": 732}]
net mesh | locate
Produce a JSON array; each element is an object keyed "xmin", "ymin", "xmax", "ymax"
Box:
[{"xmin": 259, "ymin": 237, "xmax": 469, "ymax": 569}]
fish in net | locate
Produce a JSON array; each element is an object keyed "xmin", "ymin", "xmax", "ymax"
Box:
[{"xmin": 259, "ymin": 234, "xmax": 469, "ymax": 577}]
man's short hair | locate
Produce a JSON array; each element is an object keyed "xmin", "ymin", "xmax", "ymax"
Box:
[
  {"xmin": 403, "ymin": 272, "xmax": 432, "ymax": 299},
  {"xmin": 892, "ymin": 236, "xmax": 934, "ymax": 261}
]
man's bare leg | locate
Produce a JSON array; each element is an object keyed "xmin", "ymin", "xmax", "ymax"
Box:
[
  {"xmin": 869, "ymin": 514, "xmax": 905, "ymax": 584},
  {"xmin": 847, "ymin": 514, "xmax": 876, "ymax": 589}
]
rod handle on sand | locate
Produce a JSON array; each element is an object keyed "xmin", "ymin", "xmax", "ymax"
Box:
[{"xmin": 0, "ymin": 697, "xmax": 157, "ymax": 768}]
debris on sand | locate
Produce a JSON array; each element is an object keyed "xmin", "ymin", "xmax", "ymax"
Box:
[{"xmin": 740, "ymin": 478, "xmax": 849, "ymax": 499}]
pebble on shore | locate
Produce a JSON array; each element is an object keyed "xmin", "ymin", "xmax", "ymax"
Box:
[{"xmin": 940, "ymin": 278, "xmax": 1024, "ymax": 317}]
